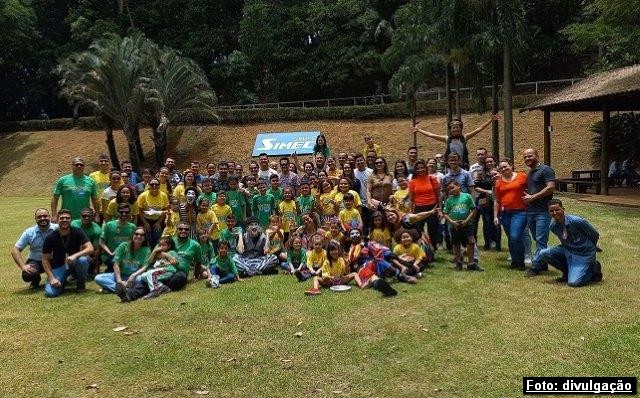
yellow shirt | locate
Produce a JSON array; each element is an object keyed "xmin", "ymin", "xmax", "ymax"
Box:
[
  {"xmin": 324, "ymin": 230, "xmax": 345, "ymax": 246},
  {"xmin": 327, "ymin": 168, "xmax": 343, "ymax": 183},
  {"xmin": 105, "ymin": 199, "xmax": 140, "ymax": 218},
  {"xmin": 212, "ymin": 203, "xmax": 232, "ymax": 231},
  {"xmin": 197, "ymin": 210, "xmax": 220, "ymax": 240},
  {"xmin": 172, "ymin": 184, "xmax": 188, "ymax": 203},
  {"xmin": 393, "ymin": 188, "xmax": 411, "ymax": 214},
  {"xmin": 89, "ymin": 170, "xmax": 111, "ymax": 192},
  {"xmin": 310, "ymin": 188, "xmax": 319, "ymax": 197},
  {"xmin": 306, "ymin": 249, "xmax": 328, "ymax": 270},
  {"xmin": 162, "ymin": 209, "xmax": 180, "ymax": 237},
  {"xmin": 334, "ymin": 190, "xmax": 362, "ymax": 211},
  {"xmin": 369, "ymin": 228, "xmax": 391, "ymax": 246},
  {"xmin": 338, "ymin": 207, "xmax": 362, "ymax": 231},
  {"xmin": 362, "ymin": 143, "xmax": 382, "ymax": 157},
  {"xmin": 393, "ymin": 243, "xmax": 426, "ymax": 261},
  {"xmin": 321, "ymin": 257, "xmax": 347, "ymax": 278},
  {"xmin": 137, "ymin": 191, "xmax": 169, "ymax": 220},
  {"xmin": 278, "ymin": 200, "xmax": 298, "ymax": 232},
  {"xmin": 145, "ymin": 182, "xmax": 169, "ymax": 196},
  {"xmin": 318, "ymin": 192, "xmax": 337, "ymax": 216}
]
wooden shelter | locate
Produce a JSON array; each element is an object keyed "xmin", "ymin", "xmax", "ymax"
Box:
[{"xmin": 521, "ymin": 64, "xmax": 640, "ymax": 195}]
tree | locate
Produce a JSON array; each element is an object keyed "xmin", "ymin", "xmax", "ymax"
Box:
[
  {"xmin": 57, "ymin": 34, "xmax": 151, "ymax": 170},
  {"xmin": 141, "ymin": 46, "xmax": 218, "ymax": 167}
]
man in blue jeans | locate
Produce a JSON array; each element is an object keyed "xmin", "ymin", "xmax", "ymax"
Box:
[
  {"xmin": 523, "ymin": 148, "xmax": 555, "ymax": 277},
  {"xmin": 41, "ymin": 209, "xmax": 94, "ymax": 297},
  {"xmin": 539, "ymin": 199, "xmax": 602, "ymax": 286}
]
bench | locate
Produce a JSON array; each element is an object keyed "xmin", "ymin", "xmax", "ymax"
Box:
[{"xmin": 556, "ymin": 179, "xmax": 602, "ymax": 194}]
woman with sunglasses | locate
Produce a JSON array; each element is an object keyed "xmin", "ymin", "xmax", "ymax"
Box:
[
  {"xmin": 95, "ymin": 226, "xmax": 150, "ymax": 294},
  {"xmin": 137, "ymin": 178, "xmax": 169, "ymax": 248}
]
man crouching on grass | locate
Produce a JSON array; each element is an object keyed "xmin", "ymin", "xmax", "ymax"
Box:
[
  {"xmin": 539, "ymin": 199, "xmax": 602, "ymax": 287},
  {"xmin": 42, "ymin": 209, "xmax": 94, "ymax": 297}
]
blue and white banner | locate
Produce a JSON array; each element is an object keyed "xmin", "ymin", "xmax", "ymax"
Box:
[{"xmin": 252, "ymin": 131, "xmax": 321, "ymax": 157}]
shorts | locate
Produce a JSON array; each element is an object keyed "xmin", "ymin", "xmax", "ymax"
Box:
[{"xmin": 449, "ymin": 224, "xmax": 475, "ymax": 246}]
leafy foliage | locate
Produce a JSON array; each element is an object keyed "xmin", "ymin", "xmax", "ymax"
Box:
[{"xmin": 591, "ymin": 112, "xmax": 640, "ymax": 162}]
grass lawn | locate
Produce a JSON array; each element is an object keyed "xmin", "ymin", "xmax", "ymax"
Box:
[{"xmin": 1, "ymin": 196, "xmax": 639, "ymax": 397}]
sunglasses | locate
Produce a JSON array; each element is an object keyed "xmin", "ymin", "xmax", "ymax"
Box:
[
  {"xmin": 375, "ymin": 161, "xmax": 384, "ymax": 165},
  {"xmin": 133, "ymin": 232, "xmax": 145, "ymax": 236},
  {"xmin": 150, "ymin": 183, "xmax": 160, "ymax": 187},
  {"xmin": 74, "ymin": 163, "xmax": 85, "ymax": 167},
  {"xmin": 111, "ymin": 176, "xmax": 122, "ymax": 180},
  {"xmin": 177, "ymin": 227, "xmax": 189, "ymax": 231},
  {"xmin": 81, "ymin": 214, "xmax": 92, "ymax": 218}
]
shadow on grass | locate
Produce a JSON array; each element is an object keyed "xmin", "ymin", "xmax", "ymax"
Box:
[{"xmin": 0, "ymin": 133, "xmax": 43, "ymax": 186}]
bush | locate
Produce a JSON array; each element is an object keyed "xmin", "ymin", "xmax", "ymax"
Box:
[{"xmin": 590, "ymin": 112, "xmax": 640, "ymax": 162}]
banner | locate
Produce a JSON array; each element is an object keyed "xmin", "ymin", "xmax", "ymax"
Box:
[{"xmin": 252, "ymin": 131, "xmax": 320, "ymax": 157}]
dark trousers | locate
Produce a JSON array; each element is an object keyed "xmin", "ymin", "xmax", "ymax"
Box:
[
  {"xmin": 127, "ymin": 271, "xmax": 188, "ymax": 300},
  {"xmin": 414, "ymin": 204, "xmax": 439, "ymax": 250}
]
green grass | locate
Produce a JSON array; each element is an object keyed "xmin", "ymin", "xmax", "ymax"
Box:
[{"xmin": 1, "ymin": 197, "xmax": 639, "ymax": 397}]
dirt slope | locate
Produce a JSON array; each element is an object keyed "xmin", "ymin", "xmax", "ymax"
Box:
[{"xmin": 0, "ymin": 111, "xmax": 601, "ymax": 196}]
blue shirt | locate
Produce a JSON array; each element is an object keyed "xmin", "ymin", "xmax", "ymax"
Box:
[
  {"xmin": 550, "ymin": 214, "xmax": 599, "ymax": 256},
  {"xmin": 14, "ymin": 223, "xmax": 59, "ymax": 261},
  {"xmin": 444, "ymin": 169, "xmax": 475, "ymax": 194}
]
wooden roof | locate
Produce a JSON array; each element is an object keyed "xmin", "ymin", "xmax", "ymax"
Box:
[{"xmin": 522, "ymin": 64, "xmax": 640, "ymax": 112}]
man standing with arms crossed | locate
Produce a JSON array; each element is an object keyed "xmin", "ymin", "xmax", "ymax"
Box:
[{"xmin": 523, "ymin": 148, "xmax": 556, "ymax": 277}]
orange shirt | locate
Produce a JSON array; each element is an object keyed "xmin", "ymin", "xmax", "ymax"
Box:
[
  {"xmin": 408, "ymin": 175, "xmax": 439, "ymax": 206},
  {"xmin": 495, "ymin": 172, "xmax": 527, "ymax": 211}
]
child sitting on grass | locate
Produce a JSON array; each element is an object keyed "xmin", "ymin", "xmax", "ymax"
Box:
[
  {"xmin": 305, "ymin": 240, "xmax": 356, "ymax": 295},
  {"xmin": 369, "ymin": 210, "xmax": 392, "ymax": 247},
  {"xmin": 338, "ymin": 192, "xmax": 363, "ymax": 233},
  {"xmin": 443, "ymin": 179, "xmax": 482, "ymax": 271},
  {"xmin": 282, "ymin": 234, "xmax": 308, "ymax": 277},
  {"xmin": 392, "ymin": 229, "xmax": 428, "ymax": 277},
  {"xmin": 206, "ymin": 240, "xmax": 243, "ymax": 287},
  {"xmin": 302, "ymin": 234, "xmax": 327, "ymax": 281},
  {"xmin": 266, "ymin": 214, "xmax": 287, "ymax": 265},
  {"xmin": 324, "ymin": 219, "xmax": 346, "ymax": 248},
  {"xmin": 128, "ymin": 236, "xmax": 178, "ymax": 300}
]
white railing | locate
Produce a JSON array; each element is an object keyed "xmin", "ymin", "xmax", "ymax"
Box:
[{"xmin": 216, "ymin": 77, "xmax": 582, "ymax": 110}]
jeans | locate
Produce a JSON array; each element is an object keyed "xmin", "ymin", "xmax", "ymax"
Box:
[
  {"xmin": 478, "ymin": 205, "xmax": 501, "ymax": 249},
  {"xmin": 209, "ymin": 267, "xmax": 236, "ymax": 284},
  {"xmin": 539, "ymin": 246, "xmax": 595, "ymax": 287},
  {"xmin": 527, "ymin": 211, "xmax": 551, "ymax": 270},
  {"xmin": 44, "ymin": 256, "xmax": 90, "ymax": 298},
  {"xmin": 500, "ymin": 210, "xmax": 528, "ymax": 265},
  {"xmin": 94, "ymin": 272, "xmax": 142, "ymax": 293}
]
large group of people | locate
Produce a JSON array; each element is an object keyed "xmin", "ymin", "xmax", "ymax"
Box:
[{"xmin": 11, "ymin": 117, "xmax": 604, "ymax": 300}]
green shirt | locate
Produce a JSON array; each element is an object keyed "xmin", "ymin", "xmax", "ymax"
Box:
[
  {"xmin": 287, "ymin": 248, "xmax": 307, "ymax": 267},
  {"xmin": 444, "ymin": 192, "xmax": 475, "ymax": 223},
  {"xmin": 100, "ymin": 220, "xmax": 137, "ymax": 261},
  {"xmin": 172, "ymin": 237, "xmax": 202, "ymax": 275},
  {"xmin": 225, "ymin": 190, "xmax": 246, "ymax": 223},
  {"xmin": 267, "ymin": 187, "xmax": 284, "ymax": 208},
  {"xmin": 252, "ymin": 193, "xmax": 276, "ymax": 227},
  {"xmin": 71, "ymin": 219, "xmax": 102, "ymax": 247},
  {"xmin": 296, "ymin": 195, "xmax": 315, "ymax": 216},
  {"xmin": 197, "ymin": 191, "xmax": 217, "ymax": 207},
  {"xmin": 211, "ymin": 254, "xmax": 238, "ymax": 276},
  {"xmin": 219, "ymin": 227, "xmax": 242, "ymax": 255},
  {"xmin": 201, "ymin": 240, "xmax": 215, "ymax": 266},
  {"xmin": 53, "ymin": 174, "xmax": 99, "ymax": 219},
  {"xmin": 113, "ymin": 242, "xmax": 151, "ymax": 276}
]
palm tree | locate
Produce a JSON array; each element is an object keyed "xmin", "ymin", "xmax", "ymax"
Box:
[
  {"xmin": 57, "ymin": 33, "xmax": 151, "ymax": 171},
  {"xmin": 140, "ymin": 46, "xmax": 218, "ymax": 167}
]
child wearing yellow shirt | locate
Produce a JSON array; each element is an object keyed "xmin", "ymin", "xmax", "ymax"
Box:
[
  {"xmin": 305, "ymin": 240, "xmax": 356, "ymax": 295},
  {"xmin": 196, "ymin": 199, "xmax": 220, "ymax": 246}
]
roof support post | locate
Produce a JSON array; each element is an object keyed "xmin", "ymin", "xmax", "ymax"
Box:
[
  {"xmin": 601, "ymin": 105, "xmax": 610, "ymax": 195},
  {"xmin": 543, "ymin": 110, "xmax": 551, "ymax": 166}
]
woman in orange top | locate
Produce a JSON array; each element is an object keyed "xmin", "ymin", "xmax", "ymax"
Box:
[
  {"xmin": 493, "ymin": 159, "xmax": 528, "ymax": 270},
  {"xmin": 408, "ymin": 159, "xmax": 441, "ymax": 248}
]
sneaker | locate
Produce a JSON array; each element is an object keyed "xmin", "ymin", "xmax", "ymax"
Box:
[
  {"xmin": 516, "ymin": 263, "xmax": 526, "ymax": 271},
  {"xmin": 29, "ymin": 280, "xmax": 40, "ymax": 289},
  {"xmin": 375, "ymin": 279, "xmax": 397, "ymax": 297},
  {"xmin": 525, "ymin": 256, "xmax": 532, "ymax": 265},
  {"xmin": 116, "ymin": 284, "xmax": 130, "ymax": 302},
  {"xmin": 397, "ymin": 273, "xmax": 417, "ymax": 284},
  {"xmin": 467, "ymin": 262, "xmax": 484, "ymax": 272},
  {"xmin": 525, "ymin": 269, "xmax": 540, "ymax": 277},
  {"xmin": 304, "ymin": 288, "xmax": 321, "ymax": 296},
  {"xmin": 591, "ymin": 261, "xmax": 603, "ymax": 282},
  {"xmin": 507, "ymin": 255, "xmax": 512, "ymax": 262},
  {"xmin": 158, "ymin": 284, "xmax": 171, "ymax": 294},
  {"xmin": 75, "ymin": 282, "xmax": 86, "ymax": 293},
  {"xmin": 455, "ymin": 262, "xmax": 463, "ymax": 271},
  {"xmin": 143, "ymin": 288, "xmax": 162, "ymax": 299},
  {"xmin": 416, "ymin": 272, "xmax": 424, "ymax": 279}
]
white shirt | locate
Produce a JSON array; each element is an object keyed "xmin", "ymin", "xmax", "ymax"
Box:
[{"xmin": 354, "ymin": 167, "xmax": 373, "ymax": 201}]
